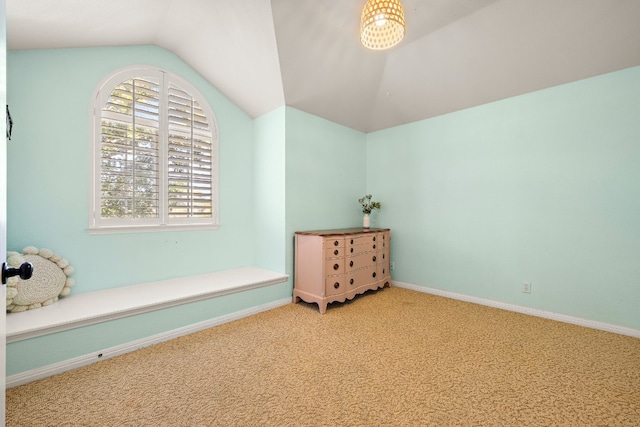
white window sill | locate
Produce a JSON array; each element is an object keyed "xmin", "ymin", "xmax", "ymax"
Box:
[{"xmin": 88, "ymin": 223, "xmax": 220, "ymax": 234}]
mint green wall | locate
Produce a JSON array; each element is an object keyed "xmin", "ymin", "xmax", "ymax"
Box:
[
  {"xmin": 7, "ymin": 44, "xmax": 638, "ymax": 377},
  {"xmin": 7, "ymin": 46, "xmax": 254, "ymax": 291},
  {"xmin": 5, "ymin": 102, "xmax": 367, "ymax": 376},
  {"xmin": 5, "ymin": 46, "xmax": 285, "ymax": 375},
  {"xmin": 367, "ymin": 66, "xmax": 640, "ymax": 329},
  {"xmin": 284, "ymin": 107, "xmax": 367, "ymax": 276},
  {"xmin": 253, "ymin": 107, "xmax": 286, "ymax": 273},
  {"xmin": 252, "ymin": 106, "xmax": 367, "ymax": 300}
]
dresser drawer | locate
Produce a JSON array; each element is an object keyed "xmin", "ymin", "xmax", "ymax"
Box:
[
  {"xmin": 346, "ymin": 252, "xmax": 379, "ymax": 272},
  {"xmin": 346, "ymin": 234, "xmax": 375, "ymax": 246},
  {"xmin": 325, "ymin": 259, "xmax": 344, "ymax": 274},
  {"xmin": 325, "ymin": 246, "xmax": 345, "ymax": 258},
  {"xmin": 324, "ymin": 238, "xmax": 344, "ymax": 249},
  {"xmin": 376, "ymin": 249, "xmax": 388, "ymax": 264},
  {"xmin": 347, "ymin": 236, "xmax": 378, "ymax": 255},
  {"xmin": 325, "ymin": 276, "xmax": 346, "ymax": 296},
  {"xmin": 377, "ymin": 263, "xmax": 389, "ymax": 279},
  {"xmin": 378, "ymin": 233, "xmax": 387, "ymax": 250},
  {"xmin": 346, "ymin": 265, "xmax": 377, "ymax": 289}
]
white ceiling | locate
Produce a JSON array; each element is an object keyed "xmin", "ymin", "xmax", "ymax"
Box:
[{"xmin": 7, "ymin": 0, "xmax": 640, "ymax": 132}]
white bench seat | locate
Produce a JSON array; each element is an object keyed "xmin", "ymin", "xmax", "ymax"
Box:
[{"xmin": 7, "ymin": 267, "xmax": 289, "ymax": 343}]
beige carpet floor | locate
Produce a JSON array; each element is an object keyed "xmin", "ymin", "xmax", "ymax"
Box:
[{"xmin": 6, "ymin": 287, "xmax": 640, "ymax": 426}]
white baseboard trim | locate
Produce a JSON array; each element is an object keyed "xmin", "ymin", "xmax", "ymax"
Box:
[
  {"xmin": 392, "ymin": 280, "xmax": 640, "ymax": 339},
  {"xmin": 7, "ymin": 297, "xmax": 292, "ymax": 389}
]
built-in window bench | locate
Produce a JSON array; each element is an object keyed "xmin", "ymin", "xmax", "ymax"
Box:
[{"xmin": 7, "ymin": 267, "xmax": 289, "ymax": 343}]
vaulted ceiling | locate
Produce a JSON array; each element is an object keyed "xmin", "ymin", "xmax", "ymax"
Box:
[{"xmin": 7, "ymin": 0, "xmax": 640, "ymax": 132}]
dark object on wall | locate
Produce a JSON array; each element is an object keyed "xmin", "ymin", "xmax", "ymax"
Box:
[
  {"xmin": 6, "ymin": 105, "xmax": 13, "ymax": 140},
  {"xmin": 1, "ymin": 261, "xmax": 33, "ymax": 285}
]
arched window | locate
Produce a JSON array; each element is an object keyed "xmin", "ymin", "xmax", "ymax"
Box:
[{"xmin": 90, "ymin": 66, "xmax": 218, "ymax": 233}]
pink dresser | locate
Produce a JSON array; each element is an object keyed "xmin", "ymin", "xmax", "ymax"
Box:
[{"xmin": 294, "ymin": 228, "xmax": 391, "ymax": 313}]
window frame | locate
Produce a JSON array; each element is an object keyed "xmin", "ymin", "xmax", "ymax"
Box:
[{"xmin": 89, "ymin": 65, "xmax": 219, "ymax": 234}]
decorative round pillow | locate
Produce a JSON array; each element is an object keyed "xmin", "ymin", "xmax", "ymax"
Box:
[{"xmin": 6, "ymin": 246, "xmax": 75, "ymax": 313}]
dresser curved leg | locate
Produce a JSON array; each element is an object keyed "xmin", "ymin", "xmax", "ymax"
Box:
[{"xmin": 318, "ymin": 302, "xmax": 327, "ymax": 314}]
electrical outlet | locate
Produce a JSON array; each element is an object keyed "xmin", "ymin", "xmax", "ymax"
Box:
[
  {"xmin": 522, "ymin": 283, "xmax": 532, "ymax": 294},
  {"xmin": 390, "ymin": 261, "xmax": 395, "ymax": 271}
]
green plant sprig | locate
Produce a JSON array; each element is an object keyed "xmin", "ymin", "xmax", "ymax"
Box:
[{"xmin": 358, "ymin": 194, "xmax": 381, "ymax": 214}]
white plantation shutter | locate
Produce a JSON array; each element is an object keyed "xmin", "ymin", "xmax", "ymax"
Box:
[
  {"xmin": 92, "ymin": 67, "xmax": 218, "ymax": 232},
  {"xmin": 167, "ymin": 84, "xmax": 213, "ymax": 219},
  {"xmin": 101, "ymin": 77, "xmax": 161, "ymax": 219}
]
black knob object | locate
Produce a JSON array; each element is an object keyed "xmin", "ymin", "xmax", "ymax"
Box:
[{"xmin": 2, "ymin": 262, "xmax": 33, "ymax": 285}]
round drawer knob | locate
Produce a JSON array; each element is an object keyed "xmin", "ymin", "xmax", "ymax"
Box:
[
  {"xmin": 373, "ymin": 236, "xmax": 376, "ymax": 241},
  {"xmin": 372, "ymin": 256, "xmax": 377, "ymax": 262},
  {"xmin": 333, "ymin": 263, "xmax": 339, "ymax": 270},
  {"xmin": 334, "ymin": 249, "xmax": 339, "ymax": 255},
  {"xmin": 350, "ymin": 239, "xmax": 354, "ymax": 244},
  {"xmin": 350, "ymin": 278, "xmax": 354, "ymax": 285},
  {"xmin": 334, "ymin": 282, "xmax": 340, "ymax": 289},
  {"xmin": 350, "ymin": 248, "xmax": 354, "ymax": 253},
  {"xmin": 383, "ymin": 269, "xmax": 386, "ymax": 274},
  {"xmin": 334, "ymin": 240, "xmax": 339, "ymax": 246},
  {"xmin": 372, "ymin": 272, "xmax": 377, "ymax": 278},
  {"xmin": 350, "ymin": 260, "xmax": 354, "ymax": 267},
  {"xmin": 373, "ymin": 244, "xmax": 376, "ymax": 249}
]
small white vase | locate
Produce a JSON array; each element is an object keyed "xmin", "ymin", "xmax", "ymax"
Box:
[{"xmin": 363, "ymin": 214, "xmax": 370, "ymax": 228}]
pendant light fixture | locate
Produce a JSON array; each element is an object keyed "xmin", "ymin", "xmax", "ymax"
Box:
[{"xmin": 360, "ymin": 0, "xmax": 406, "ymax": 50}]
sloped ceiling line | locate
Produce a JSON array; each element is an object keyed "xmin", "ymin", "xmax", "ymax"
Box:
[{"xmin": 7, "ymin": 0, "xmax": 640, "ymax": 133}]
